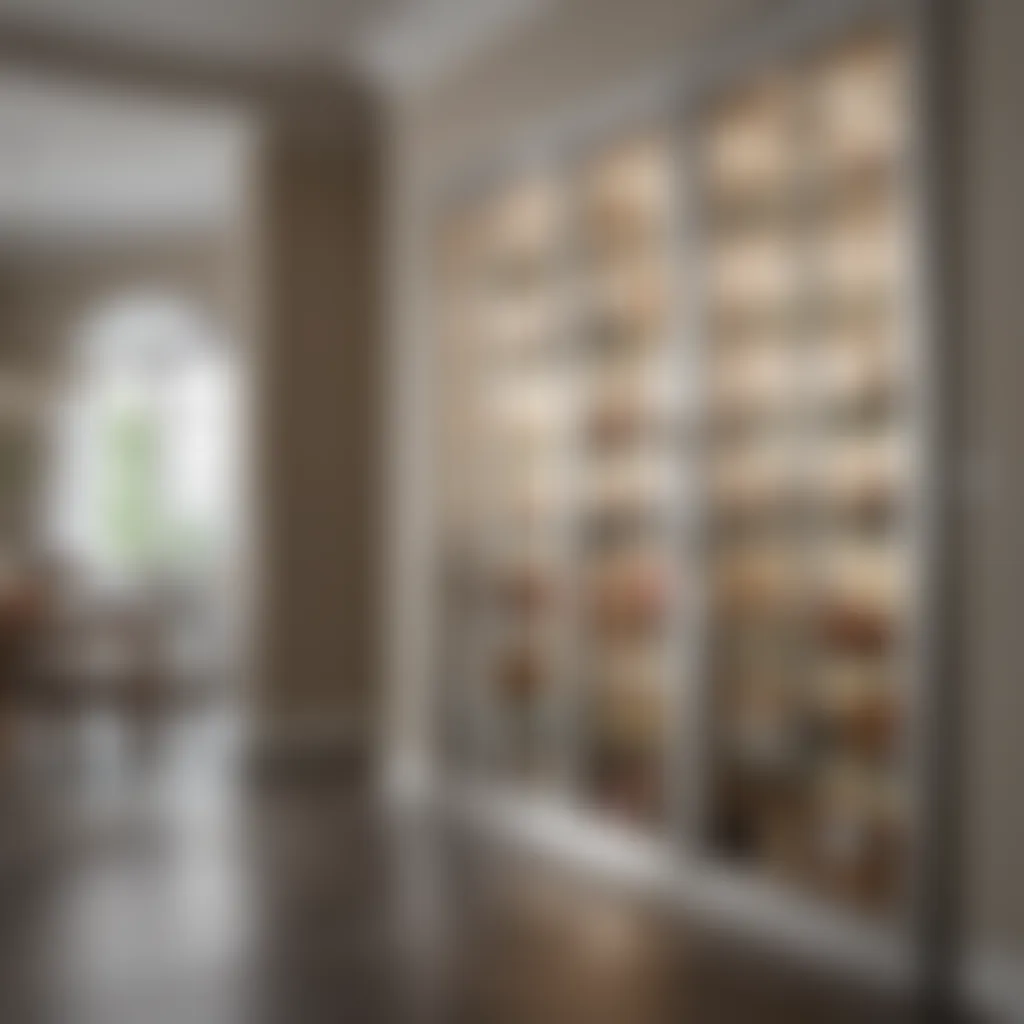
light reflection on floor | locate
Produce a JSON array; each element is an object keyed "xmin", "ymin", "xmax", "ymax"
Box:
[{"xmin": 0, "ymin": 711, "xmax": 921, "ymax": 1024}]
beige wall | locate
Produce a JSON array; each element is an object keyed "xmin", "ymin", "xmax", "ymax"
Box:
[
  {"xmin": 250, "ymin": 114, "xmax": 383, "ymax": 742},
  {"xmin": 961, "ymin": 0, "xmax": 1024, "ymax": 975},
  {"xmin": 0, "ymin": 237, "xmax": 237, "ymax": 364},
  {"xmin": 383, "ymin": 0, "xmax": 1024, "ymax": 990}
]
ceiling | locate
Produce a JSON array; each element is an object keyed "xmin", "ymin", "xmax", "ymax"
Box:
[
  {"xmin": 0, "ymin": 0, "xmax": 552, "ymax": 90},
  {"xmin": 0, "ymin": 69, "xmax": 253, "ymax": 249},
  {"xmin": 0, "ymin": 0, "xmax": 554, "ymax": 248}
]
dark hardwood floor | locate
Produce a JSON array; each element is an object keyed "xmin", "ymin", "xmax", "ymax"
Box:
[{"xmin": 0, "ymin": 713, "xmax": 947, "ymax": 1024}]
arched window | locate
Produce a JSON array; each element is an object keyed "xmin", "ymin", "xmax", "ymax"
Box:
[{"xmin": 50, "ymin": 292, "xmax": 236, "ymax": 587}]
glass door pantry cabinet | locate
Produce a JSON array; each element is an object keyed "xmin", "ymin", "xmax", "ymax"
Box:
[{"xmin": 431, "ymin": 0, "xmax": 942, "ymax": 938}]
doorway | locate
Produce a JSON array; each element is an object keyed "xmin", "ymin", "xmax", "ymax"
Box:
[{"xmin": 0, "ymin": 68, "xmax": 257, "ymax": 783}]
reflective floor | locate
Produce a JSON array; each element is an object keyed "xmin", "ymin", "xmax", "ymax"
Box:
[{"xmin": 0, "ymin": 712, "xmax": 928, "ymax": 1024}]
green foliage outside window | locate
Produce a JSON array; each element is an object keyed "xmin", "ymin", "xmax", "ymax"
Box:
[{"xmin": 102, "ymin": 403, "xmax": 163, "ymax": 570}]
